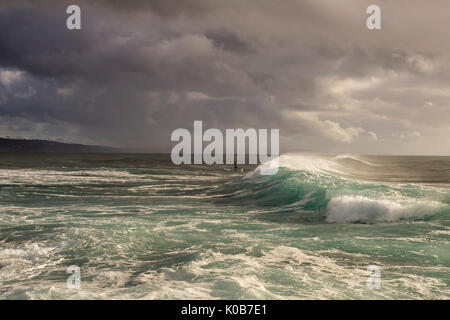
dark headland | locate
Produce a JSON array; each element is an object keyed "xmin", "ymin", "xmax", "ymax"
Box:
[{"xmin": 0, "ymin": 137, "xmax": 118, "ymax": 153}]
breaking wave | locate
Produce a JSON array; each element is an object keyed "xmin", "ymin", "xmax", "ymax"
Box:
[
  {"xmin": 325, "ymin": 195, "xmax": 442, "ymax": 223},
  {"xmin": 214, "ymin": 154, "xmax": 449, "ymax": 223}
]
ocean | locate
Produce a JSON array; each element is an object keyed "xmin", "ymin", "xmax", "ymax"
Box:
[{"xmin": 0, "ymin": 153, "xmax": 449, "ymax": 299}]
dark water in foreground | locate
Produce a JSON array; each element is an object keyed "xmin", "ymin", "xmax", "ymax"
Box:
[{"xmin": 0, "ymin": 153, "xmax": 449, "ymax": 299}]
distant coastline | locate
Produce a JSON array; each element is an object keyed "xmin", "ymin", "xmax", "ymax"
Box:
[{"xmin": 0, "ymin": 137, "xmax": 119, "ymax": 153}]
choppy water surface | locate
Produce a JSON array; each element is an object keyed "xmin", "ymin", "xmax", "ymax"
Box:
[{"xmin": 0, "ymin": 153, "xmax": 449, "ymax": 299}]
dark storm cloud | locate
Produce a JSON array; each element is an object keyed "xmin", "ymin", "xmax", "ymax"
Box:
[
  {"xmin": 0, "ymin": 7, "xmax": 93, "ymax": 79},
  {"xmin": 1, "ymin": 0, "xmax": 450, "ymax": 153},
  {"xmin": 205, "ymin": 30, "xmax": 254, "ymax": 54}
]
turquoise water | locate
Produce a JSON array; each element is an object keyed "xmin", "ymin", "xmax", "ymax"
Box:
[{"xmin": 0, "ymin": 153, "xmax": 449, "ymax": 299}]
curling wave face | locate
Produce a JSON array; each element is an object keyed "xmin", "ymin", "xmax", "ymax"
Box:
[{"xmin": 213, "ymin": 153, "xmax": 450, "ymax": 223}]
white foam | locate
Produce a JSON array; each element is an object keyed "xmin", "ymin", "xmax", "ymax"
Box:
[
  {"xmin": 0, "ymin": 243, "xmax": 62, "ymax": 284},
  {"xmin": 325, "ymin": 195, "xmax": 442, "ymax": 223}
]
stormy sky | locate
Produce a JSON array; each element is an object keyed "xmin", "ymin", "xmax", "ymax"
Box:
[{"xmin": 1, "ymin": 0, "xmax": 450, "ymax": 154}]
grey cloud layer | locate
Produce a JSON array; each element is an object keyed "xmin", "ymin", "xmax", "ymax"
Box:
[{"xmin": 0, "ymin": 0, "xmax": 449, "ymax": 153}]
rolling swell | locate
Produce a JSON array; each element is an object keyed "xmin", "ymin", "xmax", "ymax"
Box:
[{"xmin": 212, "ymin": 154, "xmax": 450, "ymax": 223}]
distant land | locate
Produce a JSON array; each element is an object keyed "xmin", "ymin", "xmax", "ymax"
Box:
[{"xmin": 0, "ymin": 138, "xmax": 119, "ymax": 153}]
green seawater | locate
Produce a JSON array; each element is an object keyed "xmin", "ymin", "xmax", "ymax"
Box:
[{"xmin": 0, "ymin": 153, "xmax": 449, "ymax": 299}]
